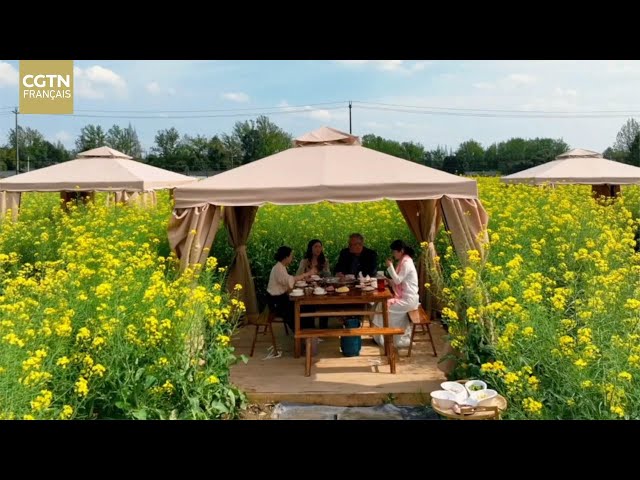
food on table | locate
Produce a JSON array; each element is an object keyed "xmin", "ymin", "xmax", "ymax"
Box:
[{"xmin": 336, "ymin": 286, "xmax": 350, "ymax": 293}]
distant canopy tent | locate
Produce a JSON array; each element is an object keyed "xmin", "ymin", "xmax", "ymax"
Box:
[
  {"xmin": 168, "ymin": 127, "xmax": 490, "ymax": 316},
  {"xmin": 500, "ymin": 148, "xmax": 640, "ymax": 197},
  {"xmin": 0, "ymin": 146, "xmax": 196, "ymax": 220}
]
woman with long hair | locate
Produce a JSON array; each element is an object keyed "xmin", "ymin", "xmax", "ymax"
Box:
[
  {"xmin": 372, "ymin": 239, "xmax": 419, "ymax": 349},
  {"xmin": 296, "ymin": 239, "xmax": 331, "ymax": 276}
]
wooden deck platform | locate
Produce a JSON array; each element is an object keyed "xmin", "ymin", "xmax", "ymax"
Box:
[{"xmin": 230, "ymin": 319, "xmax": 449, "ymax": 407}]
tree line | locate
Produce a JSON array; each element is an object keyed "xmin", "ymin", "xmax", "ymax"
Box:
[{"xmin": 1, "ymin": 115, "xmax": 638, "ymax": 175}]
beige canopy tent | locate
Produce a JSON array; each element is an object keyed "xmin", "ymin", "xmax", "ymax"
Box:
[
  {"xmin": 0, "ymin": 146, "xmax": 196, "ymax": 220},
  {"xmin": 168, "ymin": 127, "xmax": 490, "ymax": 316},
  {"xmin": 501, "ymin": 148, "xmax": 640, "ymax": 196}
]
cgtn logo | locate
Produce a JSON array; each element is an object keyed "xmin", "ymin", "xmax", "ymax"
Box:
[
  {"xmin": 22, "ymin": 74, "xmax": 72, "ymax": 99},
  {"xmin": 19, "ymin": 60, "xmax": 74, "ymax": 114}
]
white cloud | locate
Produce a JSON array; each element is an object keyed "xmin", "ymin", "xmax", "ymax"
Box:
[
  {"xmin": 146, "ymin": 81, "xmax": 161, "ymax": 95},
  {"xmin": 334, "ymin": 60, "xmax": 431, "ymax": 74},
  {"xmin": 473, "ymin": 82, "xmax": 496, "ymax": 90},
  {"xmin": 54, "ymin": 130, "xmax": 72, "ymax": 143},
  {"xmin": 74, "ymin": 65, "xmax": 126, "ymax": 99},
  {"xmin": 308, "ymin": 109, "xmax": 332, "ymax": 121},
  {"xmin": 554, "ymin": 87, "xmax": 578, "ymax": 97},
  {"xmin": 145, "ymin": 81, "xmax": 175, "ymax": 96},
  {"xmin": 222, "ymin": 92, "xmax": 249, "ymax": 103},
  {"xmin": 277, "ymin": 100, "xmax": 346, "ymax": 123},
  {"xmin": 0, "ymin": 61, "xmax": 18, "ymax": 87},
  {"xmin": 504, "ymin": 73, "xmax": 536, "ymax": 88}
]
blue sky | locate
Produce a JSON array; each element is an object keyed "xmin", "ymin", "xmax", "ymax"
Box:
[{"xmin": 1, "ymin": 60, "xmax": 640, "ymax": 153}]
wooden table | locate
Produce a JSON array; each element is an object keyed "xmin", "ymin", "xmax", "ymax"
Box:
[{"xmin": 290, "ymin": 287, "xmax": 393, "ymax": 359}]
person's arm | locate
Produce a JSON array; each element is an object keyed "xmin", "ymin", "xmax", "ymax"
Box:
[
  {"xmin": 277, "ymin": 263, "xmax": 315, "ymax": 290},
  {"xmin": 387, "ymin": 258, "xmax": 411, "ymax": 285},
  {"xmin": 295, "ymin": 259, "xmax": 306, "ymax": 276}
]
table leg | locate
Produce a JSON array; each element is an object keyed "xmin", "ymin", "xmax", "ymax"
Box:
[
  {"xmin": 294, "ymin": 301, "xmax": 301, "ymax": 358},
  {"xmin": 382, "ymin": 299, "xmax": 390, "ymax": 358}
]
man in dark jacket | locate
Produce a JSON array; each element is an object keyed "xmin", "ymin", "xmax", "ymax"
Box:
[{"xmin": 334, "ymin": 233, "xmax": 378, "ymax": 278}]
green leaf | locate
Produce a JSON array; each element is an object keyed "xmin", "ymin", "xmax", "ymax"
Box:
[
  {"xmin": 132, "ymin": 409, "xmax": 147, "ymax": 420},
  {"xmin": 144, "ymin": 375, "xmax": 157, "ymax": 389}
]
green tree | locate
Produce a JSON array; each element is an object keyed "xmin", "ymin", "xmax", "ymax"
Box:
[
  {"xmin": 76, "ymin": 125, "xmax": 107, "ymax": 152},
  {"xmin": 456, "ymin": 139, "xmax": 485, "ymax": 172},
  {"xmin": 362, "ymin": 134, "xmax": 427, "ymax": 164},
  {"xmin": 629, "ymin": 133, "xmax": 640, "ymax": 167},
  {"xmin": 225, "ymin": 116, "xmax": 292, "ymax": 166},
  {"xmin": 613, "ymin": 118, "xmax": 640, "ymax": 154},
  {"xmin": 106, "ymin": 123, "xmax": 143, "ymax": 158},
  {"xmin": 442, "ymin": 155, "xmax": 464, "ymax": 175},
  {"xmin": 425, "ymin": 146, "xmax": 449, "ymax": 169}
]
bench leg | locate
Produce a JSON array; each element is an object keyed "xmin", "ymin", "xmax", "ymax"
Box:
[
  {"xmin": 389, "ymin": 342, "xmax": 397, "ymax": 374},
  {"xmin": 305, "ymin": 338, "xmax": 312, "ymax": 377},
  {"xmin": 407, "ymin": 324, "xmax": 417, "ymax": 358},
  {"xmin": 425, "ymin": 323, "xmax": 437, "ymax": 356},
  {"xmin": 250, "ymin": 324, "xmax": 260, "ymax": 357}
]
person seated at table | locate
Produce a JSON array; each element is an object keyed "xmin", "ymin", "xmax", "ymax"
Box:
[
  {"xmin": 371, "ymin": 239, "xmax": 419, "ymax": 349},
  {"xmin": 297, "ymin": 238, "xmax": 332, "ymax": 328},
  {"xmin": 296, "ymin": 238, "xmax": 331, "ymax": 276},
  {"xmin": 334, "ymin": 233, "xmax": 378, "ymax": 278},
  {"xmin": 266, "ymin": 246, "xmax": 317, "ymax": 332}
]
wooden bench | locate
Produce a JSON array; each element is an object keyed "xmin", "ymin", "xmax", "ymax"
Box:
[
  {"xmin": 296, "ymin": 327, "xmax": 405, "ymax": 377},
  {"xmin": 407, "ymin": 305, "xmax": 437, "ymax": 357}
]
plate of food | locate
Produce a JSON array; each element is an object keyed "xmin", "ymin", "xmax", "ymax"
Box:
[
  {"xmin": 336, "ymin": 286, "xmax": 350, "ymax": 294},
  {"xmin": 362, "ymin": 286, "xmax": 375, "ymax": 292},
  {"xmin": 310, "ymin": 275, "xmax": 321, "ymax": 281},
  {"xmin": 325, "ymin": 285, "xmax": 335, "ymax": 293},
  {"xmin": 295, "ymin": 281, "xmax": 308, "ymax": 287}
]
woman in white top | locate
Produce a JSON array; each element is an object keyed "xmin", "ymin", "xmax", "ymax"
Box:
[
  {"xmin": 372, "ymin": 239, "xmax": 420, "ymax": 349},
  {"xmin": 266, "ymin": 246, "xmax": 317, "ymax": 331}
]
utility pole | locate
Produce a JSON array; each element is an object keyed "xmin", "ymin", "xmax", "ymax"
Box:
[
  {"xmin": 13, "ymin": 107, "xmax": 19, "ymax": 174},
  {"xmin": 348, "ymin": 101, "xmax": 352, "ymax": 134}
]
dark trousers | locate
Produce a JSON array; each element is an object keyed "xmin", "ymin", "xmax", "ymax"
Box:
[{"xmin": 266, "ymin": 293, "xmax": 314, "ymax": 331}]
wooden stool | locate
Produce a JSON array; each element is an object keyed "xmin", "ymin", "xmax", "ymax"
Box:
[
  {"xmin": 407, "ymin": 305, "xmax": 437, "ymax": 357},
  {"xmin": 249, "ymin": 310, "xmax": 288, "ymax": 357}
]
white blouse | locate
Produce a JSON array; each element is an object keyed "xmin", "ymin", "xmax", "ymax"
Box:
[
  {"xmin": 387, "ymin": 256, "xmax": 419, "ymax": 300},
  {"xmin": 267, "ymin": 262, "xmax": 295, "ymax": 296}
]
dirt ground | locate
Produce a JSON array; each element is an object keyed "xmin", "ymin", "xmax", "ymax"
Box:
[{"xmin": 240, "ymin": 403, "xmax": 276, "ymax": 420}]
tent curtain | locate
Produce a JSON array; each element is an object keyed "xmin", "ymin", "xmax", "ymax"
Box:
[
  {"xmin": 168, "ymin": 204, "xmax": 222, "ymax": 271},
  {"xmin": 224, "ymin": 206, "xmax": 259, "ymax": 316},
  {"xmin": 60, "ymin": 191, "xmax": 95, "ymax": 212},
  {"xmin": 0, "ymin": 191, "xmax": 21, "ymax": 221},
  {"xmin": 396, "ymin": 199, "xmax": 443, "ymax": 312},
  {"xmin": 440, "ymin": 197, "xmax": 489, "ymax": 264},
  {"xmin": 591, "ymin": 184, "xmax": 620, "ymax": 198},
  {"xmin": 126, "ymin": 191, "xmax": 157, "ymax": 208}
]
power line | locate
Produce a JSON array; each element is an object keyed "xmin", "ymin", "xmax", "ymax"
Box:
[
  {"xmin": 353, "ymin": 100, "xmax": 640, "ymax": 115},
  {"xmin": 72, "ymin": 101, "xmax": 347, "ymax": 114},
  {"xmin": 354, "ymin": 104, "xmax": 640, "ymax": 119},
  {"xmin": 28, "ymin": 106, "xmax": 345, "ymax": 120}
]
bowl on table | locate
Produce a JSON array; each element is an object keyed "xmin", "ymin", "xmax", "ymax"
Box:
[{"xmin": 465, "ymin": 380, "xmax": 488, "ymax": 394}]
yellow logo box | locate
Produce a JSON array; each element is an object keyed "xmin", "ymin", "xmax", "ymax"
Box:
[{"xmin": 19, "ymin": 60, "xmax": 74, "ymax": 114}]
